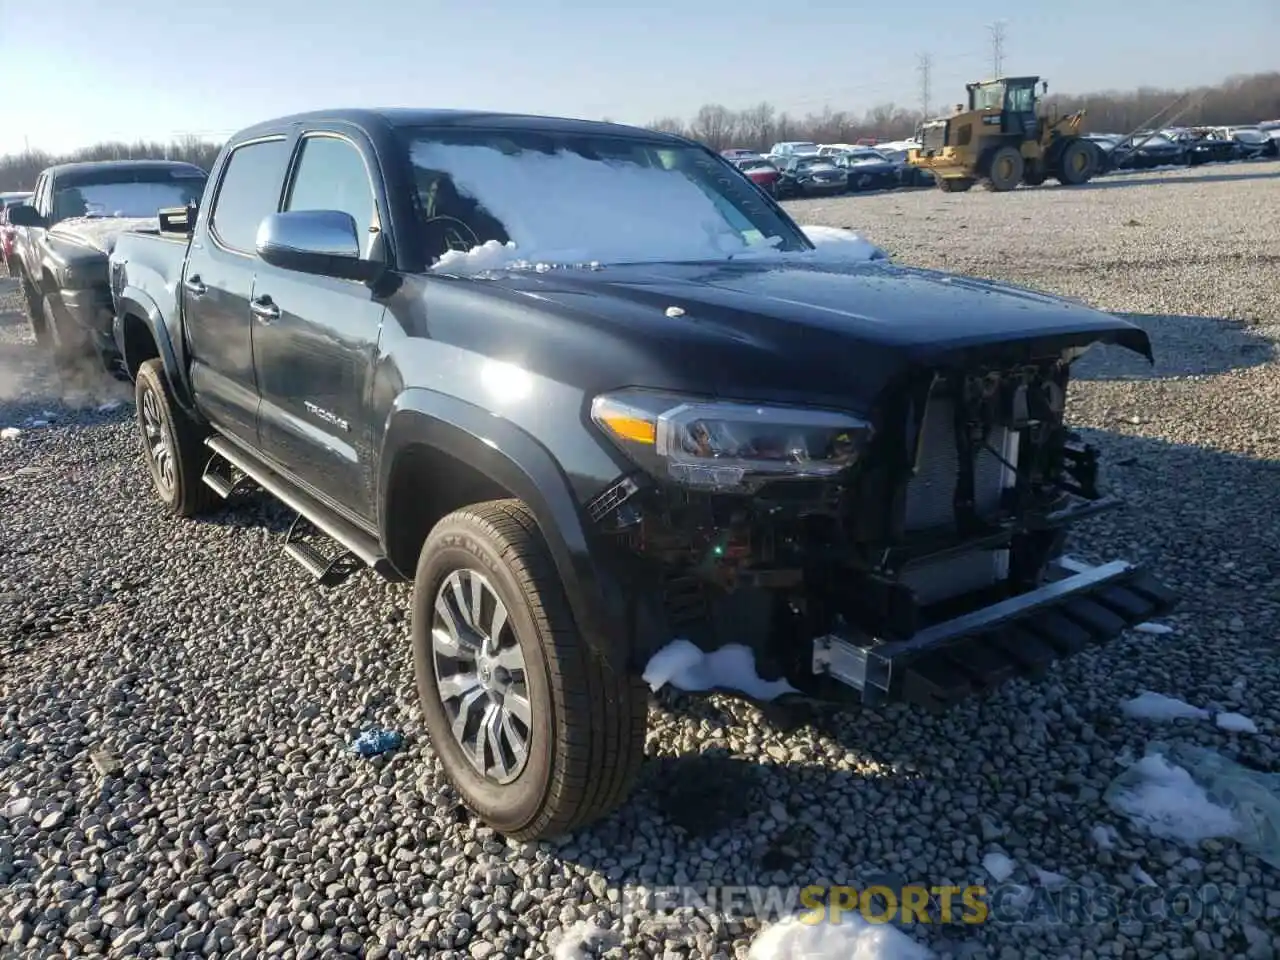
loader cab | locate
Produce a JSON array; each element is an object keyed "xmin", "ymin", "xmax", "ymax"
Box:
[{"xmin": 966, "ymin": 76, "xmax": 1044, "ymax": 140}]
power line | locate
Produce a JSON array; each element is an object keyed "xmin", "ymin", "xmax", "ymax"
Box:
[
  {"xmin": 917, "ymin": 53, "xmax": 933, "ymax": 119},
  {"xmin": 989, "ymin": 21, "xmax": 1006, "ymax": 78}
]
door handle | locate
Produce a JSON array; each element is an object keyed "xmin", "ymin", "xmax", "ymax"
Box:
[
  {"xmin": 184, "ymin": 276, "xmax": 207, "ymax": 296},
  {"xmin": 250, "ymin": 296, "xmax": 280, "ymax": 322}
]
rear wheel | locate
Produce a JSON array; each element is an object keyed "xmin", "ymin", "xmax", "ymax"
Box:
[
  {"xmin": 134, "ymin": 359, "xmax": 216, "ymax": 518},
  {"xmin": 981, "ymin": 146, "xmax": 1024, "ymax": 191},
  {"xmin": 1054, "ymin": 138, "xmax": 1097, "ymax": 185},
  {"xmin": 411, "ymin": 499, "xmax": 648, "ymax": 840},
  {"xmin": 936, "ymin": 176, "xmax": 975, "ymax": 193}
]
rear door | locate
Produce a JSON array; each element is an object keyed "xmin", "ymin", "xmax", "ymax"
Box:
[
  {"xmin": 250, "ymin": 129, "xmax": 389, "ymax": 522},
  {"xmin": 184, "ymin": 135, "xmax": 295, "ymax": 448}
]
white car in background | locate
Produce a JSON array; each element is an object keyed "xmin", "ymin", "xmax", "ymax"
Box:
[{"xmin": 765, "ymin": 141, "xmax": 821, "ymax": 164}]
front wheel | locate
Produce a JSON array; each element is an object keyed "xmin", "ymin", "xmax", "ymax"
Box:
[
  {"xmin": 981, "ymin": 146, "xmax": 1025, "ymax": 191},
  {"xmin": 411, "ymin": 499, "xmax": 648, "ymax": 840},
  {"xmin": 1054, "ymin": 138, "xmax": 1097, "ymax": 185}
]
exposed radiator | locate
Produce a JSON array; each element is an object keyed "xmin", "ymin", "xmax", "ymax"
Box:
[
  {"xmin": 903, "ymin": 397, "xmax": 1016, "ymax": 532},
  {"xmin": 900, "ymin": 396, "xmax": 1019, "ymax": 606}
]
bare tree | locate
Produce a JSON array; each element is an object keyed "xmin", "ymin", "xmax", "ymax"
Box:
[{"xmin": 687, "ymin": 104, "xmax": 739, "ymax": 151}]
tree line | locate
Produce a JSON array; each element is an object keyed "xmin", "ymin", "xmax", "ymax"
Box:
[
  {"xmin": 1, "ymin": 71, "xmax": 1277, "ymax": 191},
  {"xmin": 646, "ymin": 71, "xmax": 1280, "ymax": 152}
]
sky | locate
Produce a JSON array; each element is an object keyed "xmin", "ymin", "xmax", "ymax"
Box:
[{"xmin": 0, "ymin": 0, "xmax": 1275, "ymax": 156}]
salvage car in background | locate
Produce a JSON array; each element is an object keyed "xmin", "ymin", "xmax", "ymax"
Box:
[
  {"xmin": 1168, "ymin": 129, "xmax": 1239, "ymax": 166},
  {"xmin": 1110, "ymin": 132, "xmax": 1186, "ymax": 170},
  {"xmin": 6, "ymin": 160, "xmax": 208, "ymax": 376},
  {"xmin": 1, "ymin": 191, "xmax": 33, "ymax": 274},
  {"xmin": 827, "ymin": 147, "xmax": 900, "ymax": 192},
  {"xmin": 731, "ymin": 156, "xmax": 782, "ymax": 196},
  {"xmin": 108, "ymin": 106, "xmax": 1176, "ymax": 842},
  {"xmin": 775, "ymin": 155, "xmax": 847, "ymax": 198},
  {"xmin": 1223, "ymin": 126, "xmax": 1277, "ymax": 159},
  {"xmin": 874, "ymin": 144, "xmax": 935, "ymax": 186},
  {"xmin": 765, "ymin": 141, "xmax": 821, "ymax": 164}
]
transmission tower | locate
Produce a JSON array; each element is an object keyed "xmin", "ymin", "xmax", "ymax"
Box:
[
  {"xmin": 989, "ymin": 21, "xmax": 1006, "ymax": 77},
  {"xmin": 917, "ymin": 53, "xmax": 933, "ymax": 119}
]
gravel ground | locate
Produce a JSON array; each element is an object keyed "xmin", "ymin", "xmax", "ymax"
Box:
[{"xmin": 3, "ymin": 160, "xmax": 1280, "ymax": 960}]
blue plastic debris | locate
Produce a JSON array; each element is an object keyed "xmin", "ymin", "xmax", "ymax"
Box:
[{"xmin": 351, "ymin": 728, "xmax": 403, "ymax": 757}]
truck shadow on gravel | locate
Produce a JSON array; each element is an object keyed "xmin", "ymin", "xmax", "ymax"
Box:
[{"xmin": 1069, "ymin": 312, "xmax": 1274, "ymax": 381}]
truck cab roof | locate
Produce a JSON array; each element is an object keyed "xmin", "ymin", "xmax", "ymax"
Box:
[
  {"xmin": 229, "ymin": 108, "xmax": 683, "ymax": 145},
  {"xmin": 39, "ymin": 159, "xmax": 209, "ymax": 180}
]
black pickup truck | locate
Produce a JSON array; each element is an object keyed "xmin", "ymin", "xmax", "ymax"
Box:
[
  {"xmin": 6, "ymin": 159, "xmax": 208, "ymax": 377},
  {"xmin": 108, "ymin": 107, "xmax": 1176, "ymax": 841}
]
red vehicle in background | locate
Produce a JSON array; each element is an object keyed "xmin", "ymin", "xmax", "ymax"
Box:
[
  {"xmin": 1, "ymin": 191, "xmax": 32, "ymax": 274},
  {"xmin": 731, "ymin": 156, "xmax": 782, "ymax": 196}
]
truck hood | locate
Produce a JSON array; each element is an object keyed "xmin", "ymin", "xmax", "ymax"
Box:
[
  {"xmin": 49, "ymin": 216, "xmax": 159, "ymax": 256},
  {"xmin": 463, "ymin": 259, "xmax": 1151, "ymax": 408}
]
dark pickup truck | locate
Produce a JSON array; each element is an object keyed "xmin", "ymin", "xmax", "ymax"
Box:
[
  {"xmin": 108, "ymin": 107, "xmax": 1176, "ymax": 841},
  {"xmin": 6, "ymin": 159, "xmax": 208, "ymax": 377}
]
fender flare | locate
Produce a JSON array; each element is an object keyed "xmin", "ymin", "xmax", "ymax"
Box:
[
  {"xmin": 379, "ymin": 388, "xmax": 632, "ymax": 676},
  {"xmin": 113, "ymin": 285, "xmax": 199, "ymax": 418}
]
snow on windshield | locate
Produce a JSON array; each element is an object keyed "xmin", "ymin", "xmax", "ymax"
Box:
[
  {"xmin": 410, "ymin": 140, "xmax": 788, "ymax": 268},
  {"xmin": 408, "ymin": 138, "xmax": 887, "ymax": 275},
  {"xmin": 52, "ymin": 180, "xmax": 203, "ymax": 222}
]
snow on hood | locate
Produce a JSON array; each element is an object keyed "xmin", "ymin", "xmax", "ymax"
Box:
[
  {"xmin": 51, "ymin": 216, "xmax": 159, "ymax": 255},
  {"xmin": 414, "ymin": 141, "xmax": 888, "ymax": 276},
  {"xmin": 433, "ymin": 225, "xmax": 887, "ymax": 276}
]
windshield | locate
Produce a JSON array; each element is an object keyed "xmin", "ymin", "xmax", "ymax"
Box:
[
  {"xmin": 739, "ymin": 159, "xmax": 775, "ymax": 171},
  {"xmin": 1233, "ymin": 129, "xmax": 1265, "ymax": 142},
  {"xmin": 51, "ymin": 169, "xmax": 206, "ymax": 224},
  {"xmin": 972, "ymin": 83, "xmax": 1004, "ymax": 111},
  {"xmin": 401, "ymin": 127, "xmax": 810, "ymax": 267},
  {"xmin": 796, "ymin": 158, "xmax": 837, "ymax": 171}
]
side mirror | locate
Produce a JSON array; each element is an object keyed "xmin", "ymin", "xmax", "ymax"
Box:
[
  {"xmin": 6, "ymin": 204, "xmax": 45, "ymax": 229},
  {"xmin": 255, "ymin": 210, "xmax": 381, "ymax": 283}
]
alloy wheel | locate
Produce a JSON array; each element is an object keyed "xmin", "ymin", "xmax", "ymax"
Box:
[
  {"xmin": 140, "ymin": 386, "xmax": 177, "ymax": 498},
  {"xmin": 431, "ymin": 568, "xmax": 533, "ymax": 784}
]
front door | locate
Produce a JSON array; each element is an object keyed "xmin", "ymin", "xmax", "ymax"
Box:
[
  {"xmin": 250, "ymin": 132, "xmax": 387, "ymax": 522},
  {"xmin": 184, "ymin": 136, "xmax": 295, "ymax": 448}
]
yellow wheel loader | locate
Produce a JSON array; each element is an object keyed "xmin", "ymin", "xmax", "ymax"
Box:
[{"xmin": 907, "ymin": 77, "xmax": 1100, "ymax": 192}]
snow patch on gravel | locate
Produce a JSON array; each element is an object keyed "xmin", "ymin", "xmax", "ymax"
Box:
[
  {"xmin": 1215, "ymin": 711, "xmax": 1259, "ymax": 733},
  {"xmin": 981, "ymin": 852, "xmax": 1016, "ymax": 882},
  {"xmin": 748, "ymin": 912, "xmax": 933, "ymax": 959},
  {"xmin": 643, "ymin": 639, "xmax": 799, "ymax": 701},
  {"xmin": 1105, "ymin": 753, "xmax": 1241, "ymax": 844},
  {"xmin": 1121, "ymin": 691, "xmax": 1210, "ymax": 721}
]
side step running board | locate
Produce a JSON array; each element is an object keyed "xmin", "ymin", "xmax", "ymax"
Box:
[
  {"xmin": 202, "ymin": 435, "xmax": 396, "ymax": 584},
  {"xmin": 812, "ymin": 556, "xmax": 1179, "ymax": 712}
]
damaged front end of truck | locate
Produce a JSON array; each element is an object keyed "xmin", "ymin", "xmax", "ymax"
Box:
[{"xmin": 586, "ymin": 334, "xmax": 1177, "ymax": 711}]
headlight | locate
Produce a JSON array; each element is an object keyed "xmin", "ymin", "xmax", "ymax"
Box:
[{"xmin": 590, "ymin": 389, "xmax": 873, "ymax": 492}]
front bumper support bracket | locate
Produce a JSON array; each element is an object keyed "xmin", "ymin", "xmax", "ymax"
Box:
[{"xmin": 812, "ymin": 555, "xmax": 1178, "ymax": 711}]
